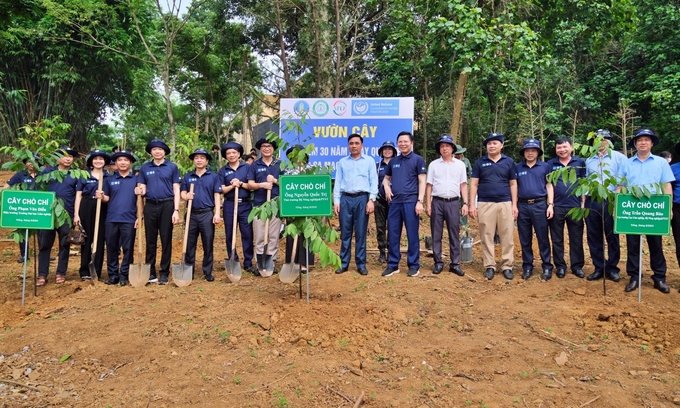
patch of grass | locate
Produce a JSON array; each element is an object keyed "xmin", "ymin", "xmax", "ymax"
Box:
[
  {"xmin": 272, "ymin": 389, "xmax": 288, "ymax": 407},
  {"xmin": 520, "ymin": 371, "xmax": 529, "ymax": 378},
  {"xmin": 545, "ymin": 328, "xmax": 553, "ymax": 333},
  {"xmin": 374, "ymin": 354, "xmax": 385, "ymax": 362},
  {"xmin": 338, "ymin": 338, "xmax": 349, "ymax": 349},
  {"xmin": 234, "ymin": 376, "xmax": 241, "ymax": 384}
]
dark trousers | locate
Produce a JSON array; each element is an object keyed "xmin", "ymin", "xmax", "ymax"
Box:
[
  {"xmin": 626, "ymin": 234, "xmax": 667, "ymax": 283},
  {"xmin": 585, "ymin": 198, "xmax": 620, "ymax": 273},
  {"xmin": 517, "ymin": 201, "xmax": 552, "ymax": 271},
  {"xmin": 339, "ymin": 193, "xmax": 369, "ymax": 269},
  {"xmin": 285, "ymin": 234, "xmax": 314, "ymax": 266},
  {"xmin": 374, "ymin": 199, "xmax": 389, "ymax": 252},
  {"xmin": 430, "ymin": 198, "xmax": 461, "ymax": 268},
  {"xmin": 144, "ymin": 200, "xmax": 174, "ymax": 276},
  {"xmin": 671, "ymin": 203, "xmax": 680, "ymax": 264},
  {"xmin": 387, "ymin": 201, "xmax": 421, "ymax": 270},
  {"xmin": 38, "ymin": 222, "xmax": 71, "ymax": 277},
  {"xmin": 105, "ymin": 222, "xmax": 136, "ymax": 278},
  {"xmin": 78, "ymin": 196, "xmax": 107, "ymax": 278},
  {"xmin": 223, "ymin": 200, "xmax": 254, "ymax": 268},
  {"xmin": 549, "ymin": 205, "xmax": 584, "ymax": 271},
  {"xmin": 185, "ymin": 210, "xmax": 215, "ymax": 276}
]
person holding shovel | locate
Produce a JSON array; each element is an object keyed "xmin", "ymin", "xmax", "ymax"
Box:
[
  {"xmin": 136, "ymin": 139, "xmax": 181, "ymax": 285},
  {"xmin": 248, "ymin": 137, "xmax": 282, "ymax": 276},
  {"xmin": 181, "ymin": 148, "xmax": 223, "ymax": 282},
  {"xmin": 102, "ymin": 150, "xmax": 139, "ymax": 286},
  {"xmin": 219, "ymin": 142, "xmax": 256, "ymax": 275},
  {"xmin": 73, "ymin": 149, "xmax": 110, "ymax": 281}
]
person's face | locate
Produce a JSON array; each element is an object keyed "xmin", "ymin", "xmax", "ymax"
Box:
[
  {"xmin": 246, "ymin": 157, "xmax": 254, "ymax": 164},
  {"xmin": 439, "ymin": 143, "xmax": 453, "ymax": 157},
  {"xmin": 597, "ymin": 138, "xmax": 610, "ymax": 153},
  {"xmin": 485, "ymin": 140, "xmax": 503, "ymax": 155},
  {"xmin": 634, "ymin": 136, "xmax": 652, "ymax": 153},
  {"xmin": 226, "ymin": 149, "xmax": 240, "ymax": 164},
  {"xmin": 259, "ymin": 143, "xmax": 274, "ymax": 157},
  {"xmin": 116, "ymin": 157, "xmax": 131, "ymax": 172},
  {"xmin": 58, "ymin": 154, "xmax": 73, "ymax": 168},
  {"xmin": 348, "ymin": 137, "xmax": 363, "ymax": 156},
  {"xmin": 382, "ymin": 148, "xmax": 394, "ymax": 159},
  {"xmin": 151, "ymin": 147, "xmax": 166, "ymax": 160},
  {"xmin": 454, "ymin": 153, "xmax": 463, "ymax": 160},
  {"xmin": 555, "ymin": 142, "xmax": 572, "ymax": 159},
  {"xmin": 25, "ymin": 162, "xmax": 35, "ymax": 172},
  {"xmin": 91, "ymin": 156, "xmax": 106, "ymax": 169},
  {"xmin": 523, "ymin": 148, "xmax": 539, "ymax": 161},
  {"xmin": 193, "ymin": 154, "xmax": 208, "ymax": 169},
  {"xmin": 397, "ymin": 135, "xmax": 413, "ymax": 154}
]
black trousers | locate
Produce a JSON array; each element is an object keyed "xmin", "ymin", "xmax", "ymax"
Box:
[
  {"xmin": 144, "ymin": 199, "xmax": 174, "ymax": 276},
  {"xmin": 517, "ymin": 201, "xmax": 552, "ymax": 271},
  {"xmin": 374, "ymin": 199, "xmax": 389, "ymax": 253},
  {"xmin": 185, "ymin": 210, "xmax": 215, "ymax": 276},
  {"xmin": 626, "ymin": 234, "xmax": 667, "ymax": 283},
  {"xmin": 78, "ymin": 196, "xmax": 107, "ymax": 278},
  {"xmin": 430, "ymin": 198, "xmax": 461, "ymax": 267},
  {"xmin": 549, "ymin": 205, "xmax": 584, "ymax": 272},
  {"xmin": 585, "ymin": 198, "xmax": 620, "ymax": 274},
  {"xmin": 105, "ymin": 222, "xmax": 136, "ymax": 278},
  {"xmin": 285, "ymin": 233, "xmax": 315, "ymax": 266},
  {"xmin": 38, "ymin": 222, "xmax": 71, "ymax": 277}
]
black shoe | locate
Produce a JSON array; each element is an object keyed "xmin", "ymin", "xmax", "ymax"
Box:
[
  {"xmin": 555, "ymin": 268, "xmax": 566, "ymax": 279},
  {"xmin": 522, "ymin": 270, "xmax": 533, "ymax": 280},
  {"xmin": 502, "ymin": 269, "xmax": 514, "ymax": 280},
  {"xmin": 484, "ymin": 268, "xmax": 495, "ymax": 280},
  {"xmin": 450, "ymin": 266, "xmax": 465, "ymax": 276},
  {"xmin": 572, "ymin": 268, "xmax": 585, "ymax": 278},
  {"xmin": 148, "ymin": 273, "xmax": 158, "ymax": 283},
  {"xmin": 378, "ymin": 252, "xmax": 387, "ymax": 264},
  {"xmin": 587, "ymin": 270, "xmax": 604, "ymax": 281},
  {"xmin": 205, "ymin": 274, "xmax": 215, "ymax": 282},
  {"xmin": 49, "ymin": 256, "xmax": 56, "ymax": 262},
  {"xmin": 17, "ymin": 256, "xmax": 25, "ymax": 263},
  {"xmin": 625, "ymin": 280, "xmax": 639, "ymax": 292},
  {"xmin": 381, "ymin": 266, "xmax": 399, "ymax": 277},
  {"xmin": 119, "ymin": 277, "xmax": 129, "ymax": 286},
  {"xmin": 432, "ymin": 264, "xmax": 443, "ymax": 275},
  {"xmin": 159, "ymin": 274, "xmax": 169, "ymax": 285},
  {"xmin": 542, "ymin": 269, "xmax": 552, "ymax": 281},
  {"xmin": 605, "ymin": 271, "xmax": 620, "ymax": 282},
  {"xmin": 357, "ymin": 267, "xmax": 368, "ymax": 276},
  {"xmin": 654, "ymin": 280, "xmax": 670, "ymax": 294},
  {"xmin": 335, "ymin": 267, "xmax": 348, "ymax": 274},
  {"xmin": 105, "ymin": 276, "xmax": 119, "ymax": 285},
  {"xmin": 407, "ymin": 268, "xmax": 420, "ymax": 277}
]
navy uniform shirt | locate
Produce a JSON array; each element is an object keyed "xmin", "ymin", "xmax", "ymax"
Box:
[
  {"xmin": 103, "ymin": 171, "xmax": 138, "ymax": 223},
  {"xmin": 41, "ymin": 167, "xmax": 80, "ymax": 217},
  {"xmin": 7, "ymin": 171, "xmax": 36, "ymax": 190},
  {"xmin": 248, "ymin": 158, "xmax": 282, "ymax": 206},
  {"xmin": 376, "ymin": 160, "xmax": 389, "ymax": 201},
  {"xmin": 219, "ymin": 162, "xmax": 251, "ymax": 200},
  {"xmin": 548, "ymin": 156, "xmax": 586, "ymax": 208},
  {"xmin": 384, "ymin": 152, "xmax": 426, "ymax": 204},
  {"xmin": 78, "ymin": 170, "xmax": 109, "ymax": 197},
  {"xmin": 516, "ymin": 160, "xmax": 551, "ymax": 199},
  {"xmin": 471, "ymin": 154, "xmax": 517, "ymax": 203},
  {"xmin": 138, "ymin": 159, "xmax": 181, "ymax": 200},
  {"xmin": 180, "ymin": 169, "xmax": 222, "ymax": 210}
]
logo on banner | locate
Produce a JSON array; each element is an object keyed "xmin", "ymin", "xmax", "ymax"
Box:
[
  {"xmin": 293, "ymin": 100, "xmax": 310, "ymax": 117},
  {"xmin": 353, "ymin": 101, "xmax": 369, "ymax": 115},
  {"xmin": 313, "ymin": 100, "xmax": 329, "ymax": 117},
  {"xmin": 332, "ymin": 100, "xmax": 348, "ymax": 116}
]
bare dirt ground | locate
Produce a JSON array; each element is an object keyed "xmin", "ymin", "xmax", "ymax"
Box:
[{"xmin": 1, "ymin": 184, "xmax": 680, "ymax": 407}]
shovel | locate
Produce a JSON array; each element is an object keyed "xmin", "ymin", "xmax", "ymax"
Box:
[
  {"xmin": 259, "ymin": 189, "xmax": 276, "ymax": 277},
  {"xmin": 88, "ymin": 177, "xmax": 104, "ymax": 283},
  {"xmin": 279, "ymin": 234, "xmax": 300, "ymax": 283},
  {"xmin": 225, "ymin": 187, "xmax": 242, "ymax": 283},
  {"xmin": 129, "ymin": 188, "xmax": 150, "ymax": 287},
  {"xmin": 173, "ymin": 183, "xmax": 194, "ymax": 287}
]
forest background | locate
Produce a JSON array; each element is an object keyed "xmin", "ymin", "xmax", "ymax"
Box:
[{"xmin": 0, "ymin": 0, "xmax": 677, "ymax": 167}]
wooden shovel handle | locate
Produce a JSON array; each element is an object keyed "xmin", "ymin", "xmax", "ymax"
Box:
[
  {"xmin": 231, "ymin": 187, "xmax": 239, "ymax": 253},
  {"xmin": 91, "ymin": 176, "xmax": 104, "ymax": 253},
  {"xmin": 182, "ymin": 184, "xmax": 194, "ymax": 254},
  {"xmin": 136, "ymin": 183, "xmax": 143, "ymax": 257},
  {"xmin": 263, "ymin": 189, "xmax": 271, "ymax": 245},
  {"xmin": 290, "ymin": 233, "xmax": 299, "ymax": 263}
]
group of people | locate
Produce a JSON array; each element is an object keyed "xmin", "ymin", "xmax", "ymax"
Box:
[{"xmin": 333, "ymin": 128, "xmax": 679, "ymax": 294}]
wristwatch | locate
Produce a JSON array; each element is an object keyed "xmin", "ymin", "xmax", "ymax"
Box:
[{"xmin": 417, "ymin": 199, "xmax": 423, "ymax": 203}]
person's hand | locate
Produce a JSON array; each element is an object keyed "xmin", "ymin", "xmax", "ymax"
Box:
[
  {"xmin": 73, "ymin": 215, "xmax": 81, "ymax": 225},
  {"xmin": 512, "ymin": 205, "xmax": 519, "ymax": 220},
  {"xmin": 213, "ymin": 214, "xmax": 222, "ymax": 224},
  {"xmin": 185, "ymin": 192, "xmax": 194, "ymax": 200},
  {"xmin": 366, "ymin": 200, "xmax": 374, "ymax": 215},
  {"xmin": 546, "ymin": 205, "xmax": 554, "ymax": 220},
  {"xmin": 426, "ymin": 204, "xmax": 431, "ymax": 217},
  {"xmin": 469, "ymin": 207, "xmax": 477, "ymax": 219},
  {"xmin": 261, "ymin": 182, "xmax": 273, "ymax": 190},
  {"xmin": 266, "ymin": 175, "xmax": 277, "ymax": 184},
  {"xmin": 415, "ymin": 201, "xmax": 423, "ymax": 215},
  {"xmin": 172, "ymin": 211, "xmax": 180, "ymax": 224},
  {"xmin": 461, "ymin": 204, "xmax": 469, "ymax": 217},
  {"xmin": 334, "ymin": 204, "xmax": 340, "ymax": 217},
  {"xmin": 230, "ymin": 179, "xmax": 241, "ymax": 187}
]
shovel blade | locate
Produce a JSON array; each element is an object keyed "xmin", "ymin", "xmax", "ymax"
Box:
[
  {"xmin": 279, "ymin": 263, "xmax": 300, "ymax": 283},
  {"xmin": 172, "ymin": 262, "xmax": 193, "ymax": 287},
  {"xmin": 129, "ymin": 263, "xmax": 151, "ymax": 288},
  {"xmin": 224, "ymin": 258, "xmax": 242, "ymax": 283},
  {"xmin": 256, "ymin": 252, "xmax": 265, "ymax": 270},
  {"xmin": 88, "ymin": 258, "xmax": 98, "ymax": 283},
  {"xmin": 264, "ymin": 254, "xmax": 274, "ymax": 272}
]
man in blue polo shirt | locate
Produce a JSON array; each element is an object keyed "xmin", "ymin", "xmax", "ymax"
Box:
[
  {"xmin": 584, "ymin": 129, "xmax": 627, "ymax": 283},
  {"xmin": 102, "ymin": 150, "xmax": 138, "ymax": 286},
  {"xmin": 247, "ymin": 137, "xmax": 282, "ymax": 275},
  {"xmin": 136, "ymin": 139, "xmax": 181, "ymax": 285},
  {"xmin": 516, "ymin": 138, "xmax": 554, "ymax": 280},
  {"xmin": 469, "ymin": 133, "xmax": 518, "ymax": 280},
  {"xmin": 181, "ymin": 149, "xmax": 222, "ymax": 282},
  {"xmin": 333, "ymin": 134, "xmax": 378, "ymax": 275},
  {"xmin": 548, "ymin": 137, "xmax": 586, "ymax": 279},
  {"xmin": 37, "ymin": 146, "xmax": 81, "ymax": 286},
  {"xmin": 220, "ymin": 142, "xmax": 256, "ymax": 275},
  {"xmin": 382, "ymin": 131, "xmax": 427, "ymax": 277},
  {"xmin": 620, "ymin": 129, "xmax": 674, "ymax": 293}
]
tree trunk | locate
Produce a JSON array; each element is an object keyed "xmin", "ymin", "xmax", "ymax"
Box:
[{"xmin": 450, "ymin": 70, "xmax": 468, "ymax": 142}]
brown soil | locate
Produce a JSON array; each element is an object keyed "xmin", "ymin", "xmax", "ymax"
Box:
[{"xmin": 1, "ymin": 192, "xmax": 680, "ymax": 407}]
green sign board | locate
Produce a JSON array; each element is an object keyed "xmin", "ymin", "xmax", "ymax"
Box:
[
  {"xmin": 1, "ymin": 190, "xmax": 55, "ymax": 230},
  {"xmin": 614, "ymin": 193, "xmax": 671, "ymax": 235},
  {"xmin": 279, "ymin": 174, "xmax": 333, "ymax": 217}
]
